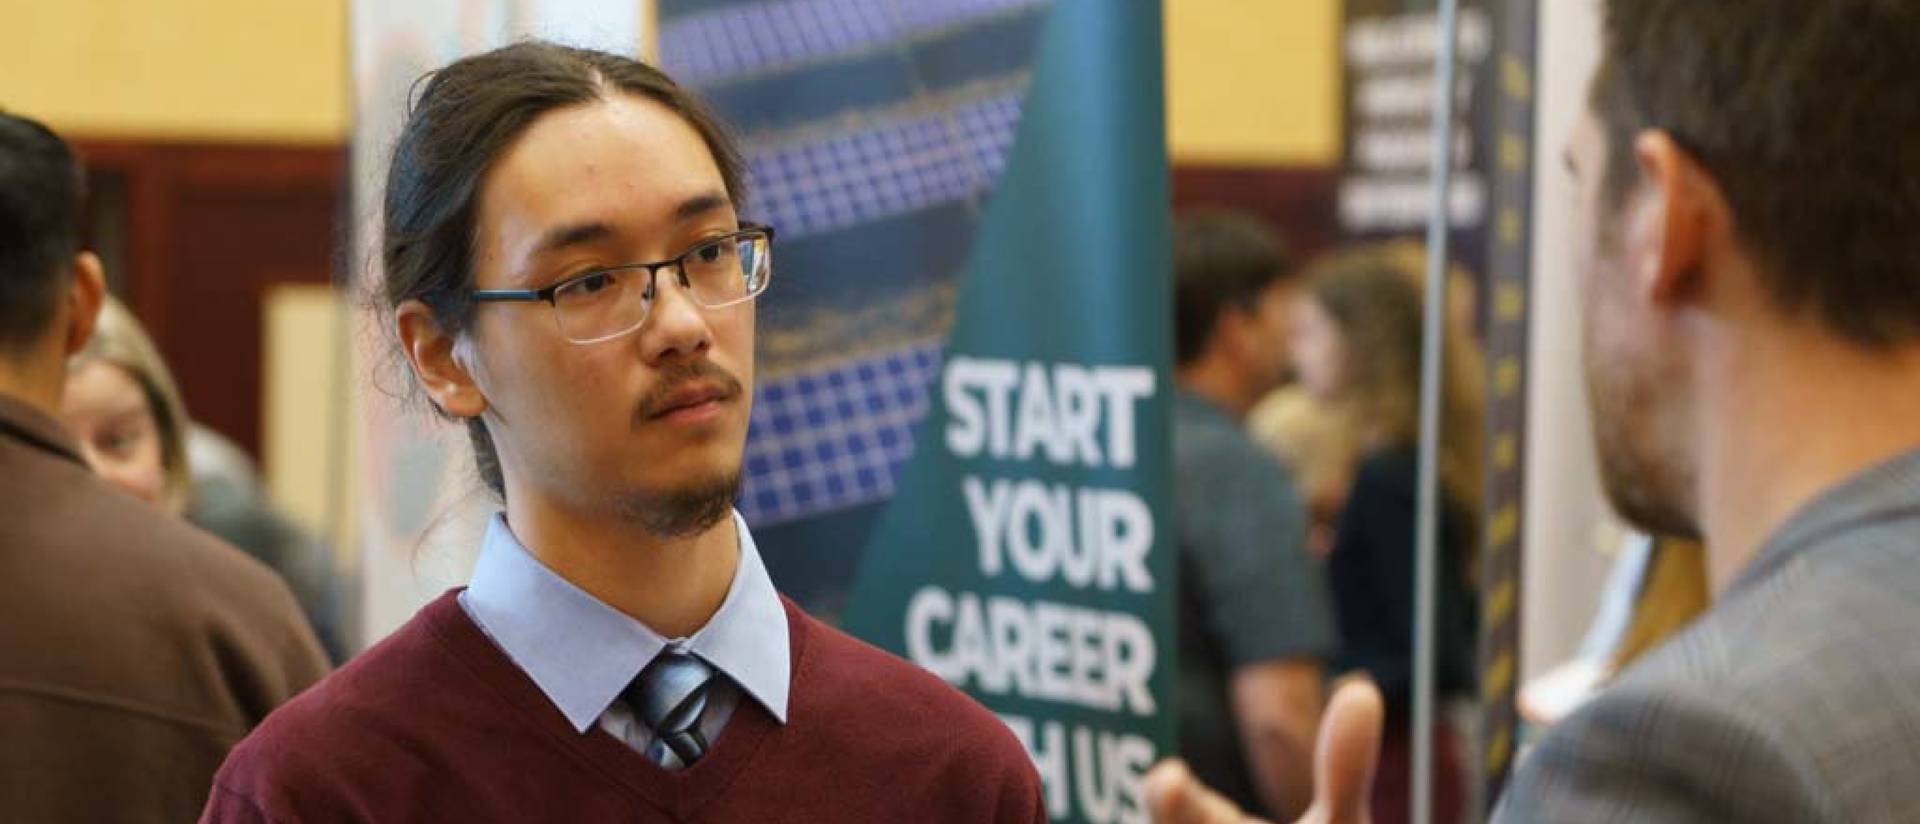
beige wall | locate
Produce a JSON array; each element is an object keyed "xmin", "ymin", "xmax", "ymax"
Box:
[
  {"xmin": 0, "ymin": 0, "xmax": 348, "ymax": 142},
  {"xmin": 1165, "ymin": 0, "xmax": 1343, "ymax": 166},
  {"xmin": 262, "ymin": 286, "xmax": 346, "ymax": 542},
  {"xmin": 1524, "ymin": 0, "xmax": 1622, "ymax": 682},
  {"xmin": 3, "ymin": 0, "xmax": 1339, "ymax": 154}
]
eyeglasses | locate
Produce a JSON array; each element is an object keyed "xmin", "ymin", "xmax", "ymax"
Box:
[{"xmin": 471, "ymin": 224, "xmax": 775, "ymax": 345}]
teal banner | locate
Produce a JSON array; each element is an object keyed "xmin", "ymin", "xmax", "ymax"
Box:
[{"xmin": 841, "ymin": 3, "xmax": 1174, "ymax": 823}]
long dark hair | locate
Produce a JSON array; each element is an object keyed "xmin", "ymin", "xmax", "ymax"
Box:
[{"xmin": 378, "ymin": 40, "xmax": 748, "ymax": 497}]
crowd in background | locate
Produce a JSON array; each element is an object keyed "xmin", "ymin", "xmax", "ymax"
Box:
[
  {"xmin": 1170, "ymin": 210, "xmax": 1713, "ymax": 823},
  {"xmin": 1170, "ymin": 212, "xmax": 1485, "ymax": 823}
]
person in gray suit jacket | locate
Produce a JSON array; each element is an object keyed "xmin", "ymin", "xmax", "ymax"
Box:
[{"xmin": 1144, "ymin": 0, "xmax": 1920, "ymax": 821}]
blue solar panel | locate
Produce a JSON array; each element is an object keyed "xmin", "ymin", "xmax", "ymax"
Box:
[
  {"xmin": 737, "ymin": 341, "xmax": 944, "ymax": 525},
  {"xmin": 661, "ymin": 0, "xmax": 1046, "ymax": 529},
  {"xmin": 661, "ymin": 0, "xmax": 1047, "ymax": 85},
  {"xmin": 744, "ymin": 89, "xmax": 1023, "ymax": 241}
]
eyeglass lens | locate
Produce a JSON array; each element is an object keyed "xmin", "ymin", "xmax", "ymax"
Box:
[{"xmin": 550, "ymin": 230, "xmax": 770, "ymax": 343}]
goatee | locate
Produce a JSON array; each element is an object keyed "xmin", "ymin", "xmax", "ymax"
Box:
[{"xmin": 616, "ymin": 471, "xmax": 741, "ymax": 538}]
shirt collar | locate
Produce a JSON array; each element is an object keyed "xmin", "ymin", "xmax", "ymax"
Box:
[
  {"xmin": 1730, "ymin": 447, "xmax": 1920, "ymax": 596},
  {"xmin": 0, "ymin": 392, "xmax": 86, "ymax": 468},
  {"xmin": 462, "ymin": 509, "xmax": 791, "ymax": 733}
]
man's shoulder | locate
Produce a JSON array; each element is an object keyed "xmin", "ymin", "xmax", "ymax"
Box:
[
  {"xmin": 785, "ymin": 602, "xmax": 1032, "ymax": 766},
  {"xmin": 247, "ymin": 594, "xmax": 479, "ymax": 733},
  {"xmin": 1, "ymin": 435, "xmax": 294, "ymax": 604},
  {"xmin": 1505, "ymin": 538, "xmax": 1920, "ymax": 821},
  {"xmin": 215, "ymin": 595, "xmax": 494, "ymax": 799},
  {"xmin": 0, "ymin": 442, "xmax": 324, "ymax": 720},
  {"xmin": 1172, "ymin": 411, "xmax": 1295, "ymax": 501},
  {"xmin": 1503, "ymin": 673, "xmax": 1835, "ymax": 822},
  {"xmin": 789, "ymin": 603, "xmax": 1006, "ymax": 726},
  {"xmin": 1629, "ymin": 531, "xmax": 1920, "ymax": 706},
  {"xmin": 1174, "ymin": 405, "xmax": 1264, "ymax": 463}
]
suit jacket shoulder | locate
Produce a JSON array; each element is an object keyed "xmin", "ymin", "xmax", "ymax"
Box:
[{"xmin": 1502, "ymin": 533, "xmax": 1920, "ymax": 822}]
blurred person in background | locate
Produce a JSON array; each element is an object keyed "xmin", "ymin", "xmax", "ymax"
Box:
[
  {"xmin": 1250, "ymin": 254, "xmax": 1476, "ymax": 563},
  {"xmin": 1172, "ymin": 209, "xmax": 1338, "ymax": 819},
  {"xmin": 1288, "ymin": 243, "xmax": 1483, "ymax": 824},
  {"xmin": 0, "ymin": 110, "xmax": 327, "ymax": 822},
  {"xmin": 1149, "ymin": 0, "xmax": 1920, "ymax": 821},
  {"xmin": 61, "ymin": 295, "xmax": 348, "ymax": 662},
  {"xmin": 61, "ymin": 296, "xmax": 191, "ymax": 512},
  {"xmin": 1247, "ymin": 387, "xmax": 1353, "ymax": 560}
]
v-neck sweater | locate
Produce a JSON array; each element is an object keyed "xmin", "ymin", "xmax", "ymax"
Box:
[{"xmin": 202, "ymin": 590, "xmax": 1045, "ymax": 823}]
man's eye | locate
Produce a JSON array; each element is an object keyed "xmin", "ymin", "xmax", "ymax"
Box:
[
  {"xmin": 99, "ymin": 429, "xmax": 139, "ymax": 457},
  {"xmin": 693, "ymin": 241, "xmax": 728, "ymax": 265},
  {"xmin": 574, "ymin": 271, "xmax": 616, "ymax": 294}
]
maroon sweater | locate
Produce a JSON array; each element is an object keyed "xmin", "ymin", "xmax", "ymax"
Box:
[{"xmin": 203, "ymin": 590, "xmax": 1045, "ymax": 822}]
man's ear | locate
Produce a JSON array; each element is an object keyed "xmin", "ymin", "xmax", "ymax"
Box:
[
  {"xmin": 396, "ymin": 300, "xmax": 487, "ymax": 418},
  {"xmin": 62, "ymin": 252, "xmax": 106, "ymax": 356},
  {"xmin": 1633, "ymin": 130, "xmax": 1727, "ymax": 306}
]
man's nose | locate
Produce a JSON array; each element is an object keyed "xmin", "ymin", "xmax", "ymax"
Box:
[{"xmin": 638, "ymin": 269, "xmax": 713, "ymax": 363}]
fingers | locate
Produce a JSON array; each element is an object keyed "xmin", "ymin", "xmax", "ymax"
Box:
[
  {"xmin": 1145, "ymin": 759, "xmax": 1263, "ymax": 824},
  {"xmin": 1308, "ymin": 676, "xmax": 1385, "ymax": 824},
  {"xmin": 1147, "ymin": 678, "xmax": 1383, "ymax": 824}
]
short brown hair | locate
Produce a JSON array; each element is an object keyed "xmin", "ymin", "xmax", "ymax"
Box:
[
  {"xmin": 379, "ymin": 41, "xmax": 748, "ymax": 497},
  {"xmin": 0, "ymin": 112, "xmax": 84, "ymax": 352},
  {"xmin": 1595, "ymin": 0, "xmax": 1920, "ymax": 346},
  {"xmin": 1172, "ymin": 210, "xmax": 1292, "ymax": 366}
]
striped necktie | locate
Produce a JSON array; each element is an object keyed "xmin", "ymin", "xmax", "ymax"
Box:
[{"xmin": 622, "ymin": 649, "xmax": 717, "ymax": 769}]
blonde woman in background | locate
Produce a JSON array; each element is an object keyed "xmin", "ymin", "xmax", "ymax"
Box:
[
  {"xmin": 60, "ymin": 296, "xmax": 191, "ymax": 511},
  {"xmin": 62, "ymin": 296, "xmax": 346, "ymax": 661},
  {"xmin": 1252, "ymin": 250, "xmax": 1478, "ymax": 561},
  {"xmin": 1287, "ymin": 243, "xmax": 1485, "ymax": 824},
  {"xmin": 1248, "ymin": 386, "xmax": 1355, "ymax": 559}
]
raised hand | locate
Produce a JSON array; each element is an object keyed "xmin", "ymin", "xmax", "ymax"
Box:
[{"xmin": 1146, "ymin": 677, "xmax": 1384, "ymax": 824}]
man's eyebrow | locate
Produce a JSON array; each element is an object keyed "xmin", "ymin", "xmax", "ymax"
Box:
[
  {"xmin": 531, "ymin": 192, "xmax": 730, "ymax": 258},
  {"xmin": 674, "ymin": 192, "xmax": 731, "ymax": 223},
  {"xmin": 533, "ymin": 221, "xmax": 616, "ymax": 257}
]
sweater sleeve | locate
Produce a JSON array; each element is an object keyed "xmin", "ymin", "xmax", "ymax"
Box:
[
  {"xmin": 1000, "ymin": 775, "xmax": 1048, "ymax": 823},
  {"xmin": 200, "ymin": 782, "xmax": 280, "ymax": 824},
  {"xmin": 997, "ymin": 749, "xmax": 1049, "ymax": 824}
]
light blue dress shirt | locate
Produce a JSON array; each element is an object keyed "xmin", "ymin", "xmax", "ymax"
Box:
[{"xmin": 459, "ymin": 510, "xmax": 790, "ymax": 759}]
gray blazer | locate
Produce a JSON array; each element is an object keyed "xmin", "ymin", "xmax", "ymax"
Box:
[{"xmin": 1499, "ymin": 449, "xmax": 1920, "ymax": 822}]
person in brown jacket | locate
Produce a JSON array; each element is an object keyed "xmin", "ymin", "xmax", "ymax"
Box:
[{"xmin": 0, "ymin": 111, "xmax": 330, "ymax": 822}]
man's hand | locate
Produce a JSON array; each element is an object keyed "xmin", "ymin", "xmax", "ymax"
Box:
[
  {"xmin": 1230, "ymin": 659, "xmax": 1324, "ymax": 818},
  {"xmin": 1145, "ymin": 677, "xmax": 1384, "ymax": 824}
]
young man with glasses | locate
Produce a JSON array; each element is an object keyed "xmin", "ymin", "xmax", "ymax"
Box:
[{"xmin": 205, "ymin": 42, "xmax": 1044, "ymax": 822}]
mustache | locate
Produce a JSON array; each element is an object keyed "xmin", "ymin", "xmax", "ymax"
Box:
[{"xmin": 633, "ymin": 360, "xmax": 745, "ymax": 423}]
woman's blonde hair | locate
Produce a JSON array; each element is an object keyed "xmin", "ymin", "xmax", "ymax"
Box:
[
  {"xmin": 70, "ymin": 296, "xmax": 192, "ymax": 512},
  {"xmin": 1304, "ymin": 242, "xmax": 1487, "ymax": 548}
]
